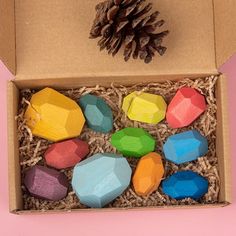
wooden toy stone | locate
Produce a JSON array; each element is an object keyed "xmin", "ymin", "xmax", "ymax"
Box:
[
  {"xmin": 111, "ymin": 127, "xmax": 156, "ymax": 158},
  {"xmin": 133, "ymin": 152, "xmax": 164, "ymax": 196},
  {"xmin": 122, "ymin": 91, "xmax": 167, "ymax": 124},
  {"xmin": 24, "ymin": 165, "xmax": 69, "ymax": 201},
  {"xmin": 163, "ymin": 130, "xmax": 208, "ymax": 164},
  {"xmin": 24, "ymin": 87, "xmax": 85, "ymax": 142},
  {"xmin": 78, "ymin": 94, "xmax": 113, "ymax": 133},
  {"xmin": 162, "ymin": 171, "xmax": 209, "ymax": 200},
  {"xmin": 166, "ymin": 87, "xmax": 206, "ymax": 128},
  {"xmin": 72, "ymin": 153, "xmax": 132, "ymax": 208},
  {"xmin": 45, "ymin": 138, "xmax": 89, "ymax": 169}
]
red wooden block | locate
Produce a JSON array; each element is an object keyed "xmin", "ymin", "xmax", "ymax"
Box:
[
  {"xmin": 166, "ymin": 87, "xmax": 206, "ymax": 128},
  {"xmin": 45, "ymin": 139, "xmax": 89, "ymax": 169}
]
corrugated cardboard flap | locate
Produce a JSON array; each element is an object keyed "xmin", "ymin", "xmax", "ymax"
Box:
[
  {"xmin": 216, "ymin": 75, "xmax": 232, "ymax": 204},
  {"xmin": 4, "ymin": 0, "xmax": 236, "ymax": 79},
  {"xmin": 0, "ymin": 0, "xmax": 15, "ymax": 74},
  {"xmin": 14, "ymin": 0, "xmax": 217, "ymax": 80},
  {"xmin": 214, "ymin": 0, "xmax": 236, "ymax": 67}
]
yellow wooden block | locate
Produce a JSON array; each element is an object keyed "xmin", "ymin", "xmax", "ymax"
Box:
[
  {"xmin": 122, "ymin": 91, "xmax": 167, "ymax": 124},
  {"xmin": 24, "ymin": 87, "xmax": 85, "ymax": 142}
]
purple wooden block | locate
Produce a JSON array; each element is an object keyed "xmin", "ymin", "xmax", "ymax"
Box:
[{"xmin": 24, "ymin": 165, "xmax": 69, "ymax": 201}]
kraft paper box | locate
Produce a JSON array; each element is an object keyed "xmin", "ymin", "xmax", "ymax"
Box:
[{"xmin": 0, "ymin": 0, "xmax": 234, "ymax": 214}]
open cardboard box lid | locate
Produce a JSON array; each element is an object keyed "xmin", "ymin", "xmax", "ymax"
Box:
[{"xmin": 1, "ymin": 0, "xmax": 236, "ymax": 79}]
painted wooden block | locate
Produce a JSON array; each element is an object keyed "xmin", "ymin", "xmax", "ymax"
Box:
[
  {"xmin": 111, "ymin": 127, "xmax": 156, "ymax": 158},
  {"xmin": 24, "ymin": 87, "xmax": 85, "ymax": 142},
  {"xmin": 163, "ymin": 130, "xmax": 208, "ymax": 164},
  {"xmin": 133, "ymin": 152, "xmax": 164, "ymax": 196},
  {"xmin": 166, "ymin": 87, "xmax": 206, "ymax": 128},
  {"xmin": 72, "ymin": 153, "xmax": 131, "ymax": 208},
  {"xmin": 45, "ymin": 138, "xmax": 89, "ymax": 169},
  {"xmin": 162, "ymin": 171, "xmax": 208, "ymax": 200},
  {"xmin": 78, "ymin": 94, "xmax": 113, "ymax": 133},
  {"xmin": 24, "ymin": 165, "xmax": 69, "ymax": 201},
  {"xmin": 122, "ymin": 91, "xmax": 167, "ymax": 124}
]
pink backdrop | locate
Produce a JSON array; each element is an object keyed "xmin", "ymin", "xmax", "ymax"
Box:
[{"xmin": 0, "ymin": 57, "xmax": 235, "ymax": 236}]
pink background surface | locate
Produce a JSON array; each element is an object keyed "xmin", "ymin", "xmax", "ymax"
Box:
[{"xmin": 0, "ymin": 57, "xmax": 236, "ymax": 236}]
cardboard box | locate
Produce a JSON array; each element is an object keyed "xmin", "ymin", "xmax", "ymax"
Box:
[{"xmin": 0, "ymin": 0, "xmax": 234, "ymax": 214}]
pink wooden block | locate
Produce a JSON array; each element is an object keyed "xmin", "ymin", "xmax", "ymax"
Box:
[{"xmin": 166, "ymin": 87, "xmax": 206, "ymax": 128}]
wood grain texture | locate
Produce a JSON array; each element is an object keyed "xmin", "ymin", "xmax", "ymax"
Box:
[
  {"xmin": 122, "ymin": 91, "xmax": 167, "ymax": 124},
  {"xmin": 24, "ymin": 165, "xmax": 69, "ymax": 201},
  {"xmin": 24, "ymin": 87, "xmax": 85, "ymax": 141},
  {"xmin": 133, "ymin": 152, "xmax": 164, "ymax": 196},
  {"xmin": 166, "ymin": 87, "xmax": 206, "ymax": 128},
  {"xmin": 45, "ymin": 139, "xmax": 89, "ymax": 169}
]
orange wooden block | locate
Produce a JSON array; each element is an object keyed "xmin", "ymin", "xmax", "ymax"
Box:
[{"xmin": 132, "ymin": 152, "xmax": 164, "ymax": 196}]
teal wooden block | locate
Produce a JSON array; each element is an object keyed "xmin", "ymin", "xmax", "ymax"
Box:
[
  {"xmin": 78, "ymin": 94, "xmax": 113, "ymax": 133},
  {"xmin": 72, "ymin": 153, "xmax": 131, "ymax": 208},
  {"xmin": 111, "ymin": 127, "xmax": 156, "ymax": 157}
]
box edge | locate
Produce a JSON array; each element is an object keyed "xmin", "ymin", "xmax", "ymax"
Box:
[{"xmin": 7, "ymin": 80, "xmax": 22, "ymax": 212}]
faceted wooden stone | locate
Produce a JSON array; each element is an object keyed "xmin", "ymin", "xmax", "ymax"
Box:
[
  {"xmin": 24, "ymin": 165, "xmax": 69, "ymax": 201},
  {"xmin": 163, "ymin": 130, "xmax": 208, "ymax": 164},
  {"xmin": 162, "ymin": 170, "xmax": 208, "ymax": 200},
  {"xmin": 111, "ymin": 127, "xmax": 156, "ymax": 158},
  {"xmin": 24, "ymin": 87, "xmax": 85, "ymax": 142},
  {"xmin": 166, "ymin": 87, "xmax": 206, "ymax": 128},
  {"xmin": 133, "ymin": 152, "xmax": 164, "ymax": 196},
  {"xmin": 72, "ymin": 153, "xmax": 132, "ymax": 208},
  {"xmin": 45, "ymin": 138, "xmax": 89, "ymax": 169},
  {"xmin": 79, "ymin": 94, "xmax": 113, "ymax": 133},
  {"xmin": 122, "ymin": 91, "xmax": 167, "ymax": 124}
]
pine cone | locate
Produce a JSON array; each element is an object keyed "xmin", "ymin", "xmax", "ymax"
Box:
[{"xmin": 89, "ymin": 0, "xmax": 169, "ymax": 63}]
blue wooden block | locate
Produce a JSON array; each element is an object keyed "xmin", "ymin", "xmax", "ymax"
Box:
[
  {"xmin": 163, "ymin": 130, "xmax": 208, "ymax": 164},
  {"xmin": 79, "ymin": 94, "xmax": 113, "ymax": 133},
  {"xmin": 162, "ymin": 170, "xmax": 209, "ymax": 200},
  {"xmin": 72, "ymin": 153, "xmax": 132, "ymax": 208}
]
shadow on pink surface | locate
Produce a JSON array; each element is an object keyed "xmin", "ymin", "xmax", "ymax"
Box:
[{"xmin": 0, "ymin": 58, "xmax": 235, "ymax": 236}]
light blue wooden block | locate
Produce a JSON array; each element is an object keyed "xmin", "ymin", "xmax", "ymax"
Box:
[
  {"xmin": 72, "ymin": 153, "xmax": 132, "ymax": 208},
  {"xmin": 163, "ymin": 130, "xmax": 208, "ymax": 164}
]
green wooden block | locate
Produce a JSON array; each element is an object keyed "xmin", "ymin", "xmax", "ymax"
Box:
[{"xmin": 111, "ymin": 127, "xmax": 156, "ymax": 158}]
